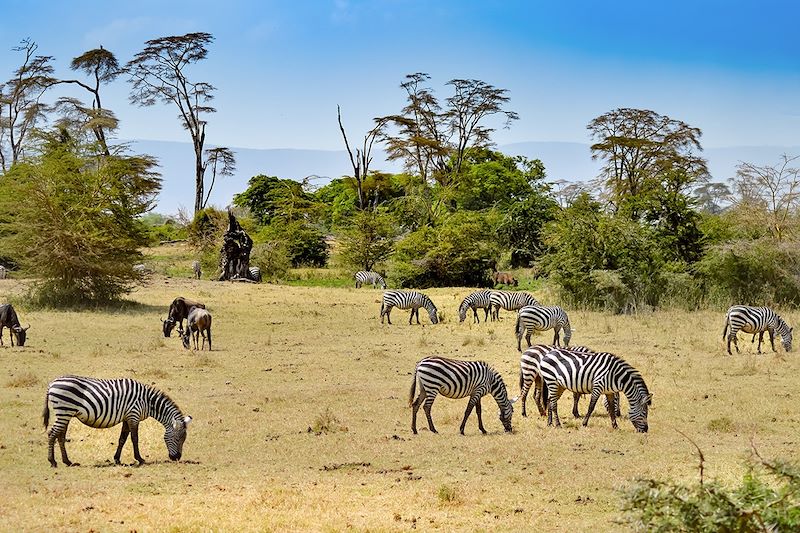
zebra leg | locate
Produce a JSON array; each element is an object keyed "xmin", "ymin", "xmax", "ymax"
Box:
[
  {"xmin": 547, "ymin": 387, "xmax": 564, "ymax": 428},
  {"xmin": 534, "ymin": 376, "xmax": 547, "ymax": 417},
  {"xmin": 474, "ymin": 398, "xmax": 487, "ymax": 434},
  {"xmin": 572, "ymin": 392, "xmax": 582, "ymax": 418},
  {"xmin": 605, "ymin": 393, "xmax": 619, "ymax": 429},
  {"xmin": 423, "ymin": 394, "xmax": 438, "ymax": 433},
  {"xmin": 114, "ymin": 421, "xmax": 131, "ymax": 464},
  {"xmin": 519, "ymin": 376, "xmax": 531, "ymax": 418},
  {"xmin": 0, "ymin": 325, "xmax": 4, "ymax": 346},
  {"xmin": 415, "ymin": 308, "xmax": 421, "ymax": 325},
  {"xmin": 57, "ymin": 429, "xmax": 76, "ymax": 466},
  {"xmin": 553, "ymin": 328, "xmax": 561, "ymax": 347},
  {"xmin": 483, "ymin": 308, "xmax": 490, "ymax": 322},
  {"xmin": 581, "ymin": 389, "xmax": 603, "ymax": 428},
  {"xmin": 473, "ymin": 308, "xmax": 480, "ymax": 324},
  {"xmin": 459, "ymin": 395, "xmax": 479, "ymax": 435},
  {"xmin": 129, "ymin": 421, "xmax": 146, "ymax": 465},
  {"xmin": 769, "ymin": 329, "xmax": 776, "ymax": 353},
  {"xmin": 411, "ymin": 391, "xmax": 425, "ymax": 435}
]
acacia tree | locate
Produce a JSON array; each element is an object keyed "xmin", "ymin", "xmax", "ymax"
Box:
[
  {"xmin": 588, "ymin": 108, "xmax": 708, "ymax": 218},
  {"xmin": 203, "ymin": 147, "xmax": 236, "ymax": 209},
  {"xmin": 125, "ymin": 32, "xmax": 220, "ymax": 214},
  {"xmin": 0, "ymin": 39, "xmax": 56, "ymax": 171},
  {"xmin": 337, "ymin": 105, "xmax": 389, "ymax": 211},
  {"xmin": 58, "ymin": 47, "xmax": 120, "ymax": 155}
]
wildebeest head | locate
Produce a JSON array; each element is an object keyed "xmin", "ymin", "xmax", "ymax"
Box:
[
  {"xmin": 162, "ymin": 317, "xmax": 177, "ymax": 337},
  {"xmin": 12, "ymin": 324, "xmax": 29, "ymax": 346}
]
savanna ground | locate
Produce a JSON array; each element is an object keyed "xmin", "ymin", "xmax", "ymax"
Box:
[{"xmin": 1, "ymin": 246, "xmax": 799, "ymax": 531}]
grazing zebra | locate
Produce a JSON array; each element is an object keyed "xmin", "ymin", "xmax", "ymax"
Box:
[
  {"xmin": 192, "ymin": 260, "xmax": 201, "ymax": 280},
  {"xmin": 515, "ymin": 305, "xmax": 572, "ymax": 351},
  {"xmin": 42, "ymin": 375, "xmax": 192, "ymax": 467},
  {"xmin": 380, "ymin": 290, "xmax": 439, "ymax": 325},
  {"xmin": 540, "ymin": 348, "xmax": 652, "ymax": 432},
  {"xmin": 516, "ymin": 344, "xmax": 594, "ymax": 418},
  {"xmin": 722, "ymin": 305, "xmax": 793, "ymax": 355},
  {"xmin": 354, "ymin": 270, "xmax": 386, "ymax": 289},
  {"xmin": 248, "ymin": 266, "xmax": 262, "ymax": 283},
  {"xmin": 489, "ymin": 290, "xmax": 538, "ymax": 321},
  {"xmin": 409, "ymin": 357, "xmax": 514, "ymax": 434},
  {"xmin": 0, "ymin": 265, "xmax": 6, "ymax": 279},
  {"xmin": 458, "ymin": 290, "xmax": 493, "ymax": 323}
]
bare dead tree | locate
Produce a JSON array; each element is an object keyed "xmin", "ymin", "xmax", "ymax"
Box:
[
  {"xmin": 733, "ymin": 154, "xmax": 800, "ymax": 241},
  {"xmin": 337, "ymin": 105, "xmax": 388, "ymax": 211}
]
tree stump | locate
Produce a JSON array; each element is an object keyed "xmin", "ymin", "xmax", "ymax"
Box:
[{"xmin": 218, "ymin": 210, "xmax": 253, "ymax": 281}]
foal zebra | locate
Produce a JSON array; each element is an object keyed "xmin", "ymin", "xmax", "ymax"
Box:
[
  {"xmin": 490, "ymin": 291, "xmax": 538, "ymax": 321},
  {"xmin": 43, "ymin": 375, "xmax": 192, "ymax": 467},
  {"xmin": 722, "ymin": 305, "xmax": 793, "ymax": 355},
  {"xmin": 409, "ymin": 357, "xmax": 514, "ymax": 434},
  {"xmin": 458, "ymin": 290, "xmax": 493, "ymax": 323},
  {"xmin": 380, "ymin": 290, "xmax": 439, "ymax": 325},
  {"xmin": 354, "ymin": 270, "xmax": 386, "ymax": 289},
  {"xmin": 515, "ymin": 305, "xmax": 572, "ymax": 351},
  {"xmin": 540, "ymin": 348, "xmax": 652, "ymax": 432}
]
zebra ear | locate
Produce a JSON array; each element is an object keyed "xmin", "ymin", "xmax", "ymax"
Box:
[
  {"xmin": 184, "ymin": 415, "xmax": 193, "ymax": 425},
  {"xmin": 642, "ymin": 394, "xmax": 653, "ymax": 406},
  {"xmin": 510, "ymin": 396, "xmax": 519, "ymax": 404}
]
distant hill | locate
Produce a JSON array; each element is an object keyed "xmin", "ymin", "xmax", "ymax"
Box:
[{"xmin": 127, "ymin": 139, "xmax": 800, "ymax": 215}]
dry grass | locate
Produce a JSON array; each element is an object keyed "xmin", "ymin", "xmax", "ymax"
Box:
[{"xmin": 1, "ymin": 274, "xmax": 799, "ymax": 531}]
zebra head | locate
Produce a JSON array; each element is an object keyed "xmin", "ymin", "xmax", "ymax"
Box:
[
  {"xmin": 781, "ymin": 325, "xmax": 793, "ymax": 352},
  {"xmin": 11, "ymin": 324, "xmax": 29, "ymax": 346},
  {"xmin": 628, "ymin": 392, "xmax": 653, "ymax": 433},
  {"xmin": 164, "ymin": 415, "xmax": 192, "ymax": 461},
  {"xmin": 178, "ymin": 326, "xmax": 191, "ymax": 349},
  {"xmin": 162, "ymin": 317, "xmax": 177, "ymax": 338},
  {"xmin": 458, "ymin": 302, "xmax": 468, "ymax": 322},
  {"xmin": 499, "ymin": 401, "xmax": 514, "ymax": 432},
  {"xmin": 428, "ymin": 305, "xmax": 439, "ymax": 325}
]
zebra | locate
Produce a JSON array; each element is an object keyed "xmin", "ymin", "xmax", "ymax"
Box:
[
  {"xmin": 42, "ymin": 375, "xmax": 192, "ymax": 467},
  {"xmin": 354, "ymin": 270, "xmax": 386, "ymax": 289},
  {"xmin": 722, "ymin": 305, "xmax": 793, "ymax": 355},
  {"xmin": 515, "ymin": 344, "xmax": 620, "ymax": 419},
  {"xmin": 489, "ymin": 290, "xmax": 538, "ymax": 321},
  {"xmin": 0, "ymin": 265, "xmax": 7, "ymax": 279},
  {"xmin": 192, "ymin": 260, "xmax": 201, "ymax": 280},
  {"xmin": 515, "ymin": 305, "xmax": 572, "ymax": 351},
  {"xmin": 248, "ymin": 266, "xmax": 262, "ymax": 283},
  {"xmin": 540, "ymin": 348, "xmax": 652, "ymax": 432},
  {"xmin": 409, "ymin": 357, "xmax": 514, "ymax": 434},
  {"xmin": 458, "ymin": 290, "xmax": 493, "ymax": 323},
  {"xmin": 380, "ymin": 290, "xmax": 439, "ymax": 325}
]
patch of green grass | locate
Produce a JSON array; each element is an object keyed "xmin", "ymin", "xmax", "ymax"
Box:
[
  {"xmin": 437, "ymin": 484, "xmax": 461, "ymax": 505},
  {"xmin": 707, "ymin": 417, "xmax": 735, "ymax": 433}
]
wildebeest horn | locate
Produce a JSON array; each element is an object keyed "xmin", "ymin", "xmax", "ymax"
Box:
[{"xmin": 24, "ymin": 324, "xmax": 30, "ymax": 331}]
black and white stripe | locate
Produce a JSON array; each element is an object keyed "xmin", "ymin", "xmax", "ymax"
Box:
[
  {"xmin": 380, "ymin": 290, "xmax": 439, "ymax": 325},
  {"xmin": 42, "ymin": 375, "xmax": 192, "ymax": 467},
  {"xmin": 515, "ymin": 305, "xmax": 572, "ymax": 350},
  {"xmin": 354, "ymin": 270, "xmax": 386, "ymax": 289},
  {"xmin": 723, "ymin": 305, "xmax": 793, "ymax": 355},
  {"xmin": 516, "ymin": 344, "xmax": 596, "ymax": 418},
  {"xmin": 540, "ymin": 348, "xmax": 651, "ymax": 432},
  {"xmin": 248, "ymin": 266, "xmax": 262, "ymax": 282},
  {"xmin": 409, "ymin": 357, "xmax": 514, "ymax": 434},
  {"xmin": 0, "ymin": 265, "xmax": 7, "ymax": 279},
  {"xmin": 458, "ymin": 290, "xmax": 493, "ymax": 323},
  {"xmin": 490, "ymin": 291, "xmax": 538, "ymax": 321}
]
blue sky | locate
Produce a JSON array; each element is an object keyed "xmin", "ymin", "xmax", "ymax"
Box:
[{"xmin": 1, "ymin": 0, "xmax": 798, "ymax": 152}]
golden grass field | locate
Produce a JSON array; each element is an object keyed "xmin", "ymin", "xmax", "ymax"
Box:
[{"xmin": 1, "ymin": 254, "xmax": 799, "ymax": 531}]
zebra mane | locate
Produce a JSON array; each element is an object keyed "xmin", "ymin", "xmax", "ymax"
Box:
[
  {"xmin": 608, "ymin": 355, "xmax": 649, "ymax": 397},
  {"xmin": 776, "ymin": 315, "xmax": 791, "ymax": 335},
  {"xmin": 147, "ymin": 384, "xmax": 184, "ymax": 422}
]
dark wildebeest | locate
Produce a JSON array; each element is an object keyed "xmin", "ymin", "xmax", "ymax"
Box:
[
  {"xmin": 492, "ymin": 271, "xmax": 518, "ymax": 287},
  {"xmin": 0, "ymin": 303, "xmax": 29, "ymax": 346},
  {"xmin": 179, "ymin": 307, "xmax": 212, "ymax": 350},
  {"xmin": 162, "ymin": 297, "xmax": 206, "ymax": 338}
]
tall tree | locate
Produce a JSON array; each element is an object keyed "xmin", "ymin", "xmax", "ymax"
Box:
[
  {"xmin": 588, "ymin": 108, "xmax": 708, "ymax": 217},
  {"xmin": 0, "ymin": 39, "xmax": 56, "ymax": 171},
  {"xmin": 337, "ymin": 105, "xmax": 388, "ymax": 211},
  {"xmin": 203, "ymin": 147, "xmax": 236, "ymax": 209},
  {"xmin": 58, "ymin": 47, "xmax": 120, "ymax": 155},
  {"xmin": 125, "ymin": 32, "xmax": 216, "ymax": 214}
]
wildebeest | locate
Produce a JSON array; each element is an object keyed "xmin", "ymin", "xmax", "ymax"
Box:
[
  {"xmin": 192, "ymin": 261, "xmax": 201, "ymax": 280},
  {"xmin": 492, "ymin": 271, "xmax": 518, "ymax": 287},
  {"xmin": 162, "ymin": 297, "xmax": 206, "ymax": 337},
  {"xmin": 179, "ymin": 307, "xmax": 212, "ymax": 350},
  {"xmin": 0, "ymin": 303, "xmax": 29, "ymax": 346}
]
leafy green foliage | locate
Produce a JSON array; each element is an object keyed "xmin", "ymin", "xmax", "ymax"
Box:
[
  {"xmin": 338, "ymin": 210, "xmax": 395, "ymax": 272},
  {"xmin": 256, "ymin": 221, "xmax": 328, "ymax": 268},
  {"xmin": 390, "ymin": 210, "xmax": 501, "ymax": 288},
  {"xmin": 621, "ymin": 457, "xmax": 800, "ymax": 532},
  {"xmin": 233, "ymin": 174, "xmax": 319, "ymax": 226},
  {"xmin": 250, "ymin": 242, "xmax": 291, "ymax": 281},
  {"xmin": 0, "ymin": 132, "xmax": 160, "ymax": 305}
]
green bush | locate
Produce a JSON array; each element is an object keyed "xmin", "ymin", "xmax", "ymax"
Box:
[
  {"xmin": 250, "ymin": 242, "xmax": 292, "ymax": 281},
  {"xmin": 621, "ymin": 456, "xmax": 800, "ymax": 532},
  {"xmin": 256, "ymin": 221, "xmax": 329, "ymax": 268}
]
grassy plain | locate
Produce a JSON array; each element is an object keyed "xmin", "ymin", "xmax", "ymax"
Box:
[{"xmin": 1, "ymin": 255, "xmax": 799, "ymax": 531}]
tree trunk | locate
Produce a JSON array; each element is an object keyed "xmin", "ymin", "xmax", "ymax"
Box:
[{"xmin": 218, "ymin": 210, "xmax": 253, "ymax": 281}]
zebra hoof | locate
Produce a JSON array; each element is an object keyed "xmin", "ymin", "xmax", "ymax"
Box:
[{"xmin": 68, "ymin": 462, "xmax": 80, "ymax": 467}]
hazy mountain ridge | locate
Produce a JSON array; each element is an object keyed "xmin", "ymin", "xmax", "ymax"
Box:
[{"xmin": 128, "ymin": 139, "xmax": 800, "ymax": 215}]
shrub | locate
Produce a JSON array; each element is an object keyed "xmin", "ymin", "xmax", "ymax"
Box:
[{"xmin": 250, "ymin": 242, "xmax": 292, "ymax": 281}]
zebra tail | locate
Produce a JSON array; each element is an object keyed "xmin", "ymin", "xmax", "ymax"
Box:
[
  {"xmin": 42, "ymin": 392, "xmax": 50, "ymax": 429},
  {"xmin": 408, "ymin": 368, "xmax": 418, "ymax": 407},
  {"xmin": 515, "ymin": 312, "xmax": 523, "ymax": 337}
]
